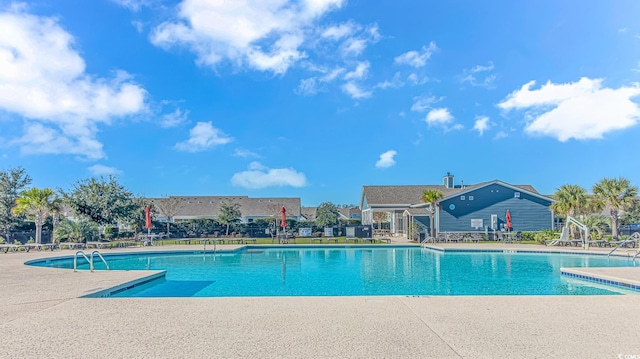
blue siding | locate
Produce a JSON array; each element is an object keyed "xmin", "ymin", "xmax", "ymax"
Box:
[{"xmin": 439, "ymin": 183, "xmax": 552, "ymax": 232}]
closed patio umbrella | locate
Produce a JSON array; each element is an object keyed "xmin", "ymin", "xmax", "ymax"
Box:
[
  {"xmin": 281, "ymin": 206, "xmax": 287, "ymax": 229},
  {"xmin": 506, "ymin": 209, "xmax": 512, "ymax": 232}
]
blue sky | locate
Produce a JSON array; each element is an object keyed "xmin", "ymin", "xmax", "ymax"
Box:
[{"xmin": 1, "ymin": 0, "xmax": 640, "ymax": 206}]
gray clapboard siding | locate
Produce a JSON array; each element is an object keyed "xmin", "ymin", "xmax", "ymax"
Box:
[{"xmin": 439, "ymin": 183, "xmax": 552, "ymax": 232}]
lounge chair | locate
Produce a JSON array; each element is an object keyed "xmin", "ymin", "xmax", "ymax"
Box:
[
  {"xmin": 325, "ymin": 237, "xmax": 338, "ymax": 244},
  {"xmin": 0, "ymin": 243, "xmax": 19, "ymax": 253},
  {"xmin": 310, "ymin": 237, "xmax": 323, "ymax": 244},
  {"xmin": 243, "ymin": 238, "xmax": 257, "ymax": 244},
  {"xmin": 361, "ymin": 238, "xmax": 375, "ymax": 244},
  {"xmin": 377, "ymin": 237, "xmax": 391, "ymax": 244},
  {"xmin": 345, "ymin": 237, "xmax": 358, "ymax": 244},
  {"xmin": 588, "ymin": 239, "xmax": 608, "ymax": 247}
]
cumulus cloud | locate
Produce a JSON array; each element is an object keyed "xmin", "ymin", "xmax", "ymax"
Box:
[
  {"xmin": 473, "ymin": 116, "xmax": 491, "ymax": 136},
  {"xmin": 175, "ymin": 122, "xmax": 232, "ymax": 152},
  {"xmin": 151, "ymin": 0, "xmax": 345, "ymax": 74},
  {"xmin": 341, "ymin": 82, "xmax": 372, "ymax": 99},
  {"xmin": 394, "ymin": 42, "xmax": 437, "ymax": 68},
  {"xmin": 160, "ymin": 108, "xmax": 188, "ymax": 128},
  {"xmin": 498, "ymin": 77, "xmax": 640, "ymax": 141},
  {"xmin": 375, "ymin": 150, "xmax": 397, "ymax": 169},
  {"xmin": 231, "ymin": 162, "xmax": 307, "ymax": 189},
  {"xmin": 0, "ymin": 7, "xmax": 148, "ymax": 160},
  {"xmin": 88, "ymin": 164, "xmax": 122, "ymax": 176},
  {"xmin": 425, "ymin": 108, "xmax": 454, "ymax": 125},
  {"xmin": 459, "ymin": 61, "xmax": 496, "ymax": 88}
]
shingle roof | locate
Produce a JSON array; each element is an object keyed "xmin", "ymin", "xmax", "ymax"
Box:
[
  {"xmin": 362, "ymin": 185, "xmax": 468, "ymax": 206},
  {"xmin": 151, "ymin": 196, "xmax": 301, "ymax": 218},
  {"xmin": 362, "ymin": 182, "xmax": 541, "ymax": 207},
  {"xmin": 300, "ymin": 207, "xmax": 317, "ymax": 221}
]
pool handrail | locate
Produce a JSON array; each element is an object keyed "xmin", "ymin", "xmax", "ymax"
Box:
[
  {"xmin": 608, "ymin": 232, "xmax": 640, "ymax": 257},
  {"xmin": 91, "ymin": 250, "xmax": 110, "ymax": 270}
]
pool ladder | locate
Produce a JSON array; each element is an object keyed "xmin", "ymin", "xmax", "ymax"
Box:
[
  {"xmin": 74, "ymin": 250, "xmax": 110, "ymax": 272},
  {"xmin": 203, "ymin": 238, "xmax": 217, "ymax": 253}
]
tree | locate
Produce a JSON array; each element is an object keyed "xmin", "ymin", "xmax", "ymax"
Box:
[
  {"xmin": 54, "ymin": 219, "xmax": 99, "ymax": 243},
  {"xmin": 581, "ymin": 215, "xmax": 610, "ymax": 240},
  {"xmin": 421, "ymin": 189, "xmax": 443, "ymax": 238},
  {"xmin": 12, "ymin": 187, "xmax": 60, "ymax": 244},
  {"xmin": 593, "ymin": 177, "xmax": 638, "ymax": 239},
  {"xmin": 62, "ymin": 176, "xmax": 137, "ymax": 226},
  {"xmin": 315, "ymin": 202, "xmax": 339, "ymax": 228},
  {"xmin": 154, "ymin": 195, "xmax": 184, "ymax": 236},
  {"xmin": 620, "ymin": 198, "xmax": 640, "ymax": 225},
  {"xmin": 551, "ymin": 184, "xmax": 588, "ymax": 238},
  {"xmin": 0, "ymin": 167, "xmax": 32, "ymax": 239},
  {"xmin": 373, "ymin": 211, "xmax": 387, "ymax": 231},
  {"xmin": 218, "ymin": 201, "xmax": 241, "ymax": 235}
]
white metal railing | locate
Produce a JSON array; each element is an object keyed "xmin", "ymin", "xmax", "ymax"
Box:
[
  {"xmin": 608, "ymin": 232, "xmax": 640, "ymax": 257},
  {"xmin": 91, "ymin": 250, "xmax": 110, "ymax": 270},
  {"xmin": 74, "ymin": 250, "xmax": 110, "ymax": 272}
]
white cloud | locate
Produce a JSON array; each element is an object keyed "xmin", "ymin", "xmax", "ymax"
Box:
[
  {"xmin": 111, "ymin": 0, "xmax": 153, "ymax": 12},
  {"xmin": 321, "ymin": 22, "xmax": 357, "ymax": 40},
  {"xmin": 493, "ymin": 131, "xmax": 508, "ymax": 140},
  {"xmin": 411, "ymin": 95, "xmax": 442, "ymax": 112},
  {"xmin": 473, "ymin": 116, "xmax": 491, "ymax": 136},
  {"xmin": 339, "ymin": 24, "xmax": 380, "ymax": 57},
  {"xmin": 375, "ymin": 72, "xmax": 403, "ymax": 89},
  {"xmin": 0, "ymin": 7, "xmax": 148, "ymax": 160},
  {"xmin": 460, "ymin": 61, "xmax": 496, "ymax": 88},
  {"xmin": 425, "ymin": 108, "xmax": 453, "ymax": 125},
  {"xmin": 343, "ymin": 61, "xmax": 369, "ymax": 80},
  {"xmin": 498, "ymin": 77, "xmax": 640, "ymax": 141},
  {"xmin": 233, "ymin": 148, "xmax": 260, "ymax": 158},
  {"xmin": 231, "ymin": 162, "xmax": 307, "ymax": 189},
  {"xmin": 375, "ymin": 150, "xmax": 396, "ymax": 169},
  {"xmin": 175, "ymin": 122, "xmax": 233, "ymax": 152},
  {"xmin": 295, "ymin": 78, "xmax": 319, "ymax": 95},
  {"xmin": 619, "ymin": 27, "xmax": 627, "ymax": 33},
  {"xmin": 160, "ymin": 108, "xmax": 188, "ymax": 128},
  {"xmin": 341, "ymin": 82, "xmax": 372, "ymax": 99},
  {"xmin": 407, "ymin": 73, "xmax": 428, "ymax": 85},
  {"xmin": 151, "ymin": 0, "xmax": 345, "ymax": 74},
  {"xmin": 394, "ymin": 42, "xmax": 437, "ymax": 68},
  {"xmin": 320, "ymin": 67, "xmax": 345, "ymax": 82},
  {"xmin": 88, "ymin": 164, "xmax": 122, "ymax": 176}
]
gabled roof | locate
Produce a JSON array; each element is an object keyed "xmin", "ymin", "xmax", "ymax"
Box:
[
  {"xmin": 361, "ymin": 181, "xmax": 549, "ymax": 208},
  {"xmin": 440, "ymin": 180, "xmax": 552, "ymax": 203},
  {"xmin": 151, "ymin": 196, "xmax": 301, "ymax": 218},
  {"xmin": 361, "ymin": 185, "xmax": 470, "ymax": 208},
  {"xmin": 300, "ymin": 207, "xmax": 317, "ymax": 221}
]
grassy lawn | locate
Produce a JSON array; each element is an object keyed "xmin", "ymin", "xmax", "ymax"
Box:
[{"xmin": 154, "ymin": 237, "xmax": 392, "ymax": 246}]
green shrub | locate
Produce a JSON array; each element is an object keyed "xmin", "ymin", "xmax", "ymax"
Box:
[
  {"xmin": 26, "ymin": 238, "xmax": 35, "ymax": 244},
  {"xmin": 103, "ymin": 226, "xmax": 119, "ymax": 240},
  {"xmin": 521, "ymin": 232, "xmax": 536, "ymax": 241},
  {"xmin": 0, "ymin": 236, "xmax": 5, "ymax": 244},
  {"xmin": 533, "ymin": 230, "xmax": 558, "ymax": 244}
]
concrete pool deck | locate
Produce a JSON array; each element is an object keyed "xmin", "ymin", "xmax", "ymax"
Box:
[{"xmin": 1, "ymin": 244, "xmax": 640, "ymax": 358}]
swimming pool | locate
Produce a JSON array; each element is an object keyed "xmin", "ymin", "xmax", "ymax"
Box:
[{"xmin": 28, "ymin": 246, "xmax": 639, "ymax": 297}]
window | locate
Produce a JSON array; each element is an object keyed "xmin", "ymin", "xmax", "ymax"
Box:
[
  {"xmin": 514, "ymin": 192, "xmax": 520, "ymax": 198},
  {"xmin": 468, "ymin": 196, "xmax": 474, "ymax": 201},
  {"xmin": 460, "ymin": 195, "xmax": 465, "ymax": 200}
]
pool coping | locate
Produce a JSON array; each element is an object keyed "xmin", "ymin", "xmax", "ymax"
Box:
[{"xmin": 82, "ymin": 271, "xmax": 167, "ymax": 298}]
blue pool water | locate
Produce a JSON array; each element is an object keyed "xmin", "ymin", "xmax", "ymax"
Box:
[{"xmin": 29, "ymin": 247, "xmax": 639, "ymax": 297}]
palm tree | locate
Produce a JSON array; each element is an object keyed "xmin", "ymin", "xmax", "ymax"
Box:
[
  {"xmin": 593, "ymin": 177, "xmax": 638, "ymax": 239},
  {"xmin": 551, "ymin": 184, "xmax": 588, "ymax": 238},
  {"xmin": 581, "ymin": 215, "xmax": 610, "ymax": 240},
  {"xmin": 54, "ymin": 219, "xmax": 99, "ymax": 244},
  {"xmin": 12, "ymin": 188, "xmax": 60, "ymax": 244},
  {"xmin": 422, "ymin": 189, "xmax": 443, "ymax": 238}
]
